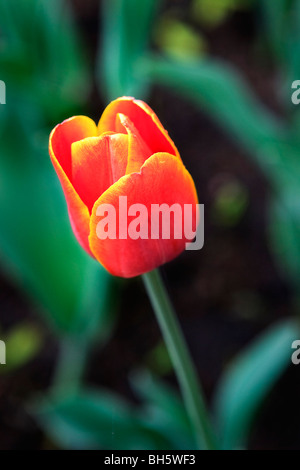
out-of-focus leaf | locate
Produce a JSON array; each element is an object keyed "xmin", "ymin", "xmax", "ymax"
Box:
[
  {"xmin": 98, "ymin": 0, "xmax": 159, "ymax": 101},
  {"xmin": 0, "ymin": 0, "xmax": 90, "ymax": 121},
  {"xmin": 33, "ymin": 388, "xmax": 176, "ymax": 450},
  {"xmin": 247, "ymin": 138, "xmax": 300, "ymax": 286},
  {"xmin": 142, "ymin": 57, "xmax": 286, "ymax": 181},
  {"xmin": 192, "ymin": 0, "xmax": 251, "ymax": 28},
  {"xmin": 1, "ymin": 323, "xmax": 43, "ymax": 372},
  {"xmin": 268, "ymin": 189, "xmax": 300, "ymax": 286},
  {"xmin": 155, "ymin": 17, "xmax": 207, "ymax": 62},
  {"xmin": 259, "ymin": 0, "xmax": 290, "ymax": 62},
  {"xmin": 211, "ymin": 178, "xmax": 249, "ymax": 227},
  {"xmin": 284, "ymin": 1, "xmax": 300, "ymax": 116},
  {"xmin": 130, "ymin": 370, "xmax": 196, "ymax": 449},
  {"xmin": 259, "ymin": 1, "xmax": 300, "ymax": 116},
  {"xmin": 145, "ymin": 340, "xmax": 173, "ymax": 375},
  {"xmin": 213, "ymin": 319, "xmax": 299, "ymax": 449}
]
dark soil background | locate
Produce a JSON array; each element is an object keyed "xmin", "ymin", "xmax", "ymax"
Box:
[{"xmin": 0, "ymin": 0, "xmax": 299, "ymax": 450}]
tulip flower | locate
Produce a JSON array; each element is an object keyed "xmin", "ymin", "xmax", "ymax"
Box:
[{"xmin": 49, "ymin": 97, "xmax": 198, "ymax": 278}]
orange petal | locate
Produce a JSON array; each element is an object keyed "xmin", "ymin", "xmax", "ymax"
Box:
[
  {"xmin": 49, "ymin": 116, "xmax": 98, "ymax": 255},
  {"xmin": 98, "ymin": 97, "xmax": 180, "ymax": 159},
  {"xmin": 116, "ymin": 113, "xmax": 152, "ymax": 174},
  {"xmin": 71, "ymin": 133, "xmax": 128, "ymax": 212},
  {"xmin": 50, "ymin": 116, "xmax": 98, "ymax": 180},
  {"xmin": 88, "ymin": 153, "xmax": 198, "ymax": 278}
]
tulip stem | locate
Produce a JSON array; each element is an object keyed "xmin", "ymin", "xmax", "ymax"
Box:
[{"xmin": 142, "ymin": 269, "xmax": 216, "ymax": 450}]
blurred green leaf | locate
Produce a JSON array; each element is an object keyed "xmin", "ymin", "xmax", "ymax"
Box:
[
  {"xmin": 212, "ymin": 178, "xmax": 249, "ymax": 227},
  {"xmin": 155, "ymin": 17, "xmax": 207, "ymax": 62},
  {"xmin": 213, "ymin": 319, "xmax": 299, "ymax": 449},
  {"xmin": 145, "ymin": 340, "xmax": 173, "ymax": 375},
  {"xmin": 268, "ymin": 190, "xmax": 300, "ymax": 286},
  {"xmin": 258, "ymin": 0, "xmax": 300, "ymax": 119},
  {"xmin": 192, "ymin": 0, "xmax": 251, "ymax": 28},
  {"xmin": 130, "ymin": 370, "xmax": 196, "ymax": 449},
  {"xmin": 0, "ymin": 0, "xmax": 90, "ymax": 121},
  {"xmin": 284, "ymin": 1, "xmax": 300, "ymax": 118},
  {"xmin": 33, "ymin": 387, "xmax": 179, "ymax": 450},
  {"xmin": 247, "ymin": 138, "xmax": 300, "ymax": 286},
  {"xmin": 98, "ymin": 0, "xmax": 159, "ymax": 101},
  {"xmin": 259, "ymin": 0, "xmax": 290, "ymax": 62},
  {"xmin": 142, "ymin": 57, "xmax": 286, "ymax": 181},
  {"xmin": 2, "ymin": 323, "xmax": 43, "ymax": 372}
]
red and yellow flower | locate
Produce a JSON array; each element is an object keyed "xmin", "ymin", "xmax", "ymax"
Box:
[{"xmin": 49, "ymin": 97, "xmax": 198, "ymax": 277}]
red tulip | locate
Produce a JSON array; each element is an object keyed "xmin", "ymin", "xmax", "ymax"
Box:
[{"xmin": 49, "ymin": 97, "xmax": 198, "ymax": 277}]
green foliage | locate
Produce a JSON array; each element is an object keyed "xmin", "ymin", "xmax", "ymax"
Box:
[
  {"xmin": 145, "ymin": 340, "xmax": 173, "ymax": 375},
  {"xmin": 98, "ymin": 0, "xmax": 159, "ymax": 101},
  {"xmin": 212, "ymin": 178, "xmax": 249, "ymax": 227},
  {"xmin": 1, "ymin": 323, "xmax": 43, "ymax": 372},
  {"xmin": 268, "ymin": 189, "xmax": 300, "ymax": 285},
  {"xmin": 154, "ymin": 17, "xmax": 207, "ymax": 62},
  {"xmin": 0, "ymin": 0, "xmax": 90, "ymax": 121},
  {"xmin": 130, "ymin": 370, "xmax": 196, "ymax": 449},
  {"xmin": 213, "ymin": 319, "xmax": 299, "ymax": 449},
  {"xmin": 192, "ymin": 0, "xmax": 251, "ymax": 28},
  {"xmin": 142, "ymin": 57, "xmax": 283, "ymax": 168},
  {"xmin": 34, "ymin": 389, "xmax": 159, "ymax": 450},
  {"xmin": 33, "ymin": 373, "xmax": 195, "ymax": 450},
  {"xmin": 259, "ymin": 0, "xmax": 292, "ymax": 64}
]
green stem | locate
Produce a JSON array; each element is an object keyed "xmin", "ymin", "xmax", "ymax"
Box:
[{"xmin": 143, "ymin": 269, "xmax": 216, "ymax": 450}]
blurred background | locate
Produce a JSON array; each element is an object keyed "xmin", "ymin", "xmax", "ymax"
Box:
[{"xmin": 0, "ymin": 0, "xmax": 300, "ymax": 450}]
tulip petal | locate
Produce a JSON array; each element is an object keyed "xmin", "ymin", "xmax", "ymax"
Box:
[
  {"xmin": 116, "ymin": 113, "xmax": 152, "ymax": 174},
  {"xmin": 49, "ymin": 118, "xmax": 97, "ymax": 255},
  {"xmin": 89, "ymin": 153, "xmax": 198, "ymax": 278},
  {"xmin": 50, "ymin": 116, "xmax": 98, "ymax": 179},
  {"xmin": 98, "ymin": 97, "xmax": 179, "ymax": 158},
  {"xmin": 72, "ymin": 134, "xmax": 128, "ymax": 212}
]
